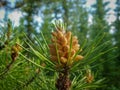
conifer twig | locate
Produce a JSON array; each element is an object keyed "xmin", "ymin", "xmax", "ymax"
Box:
[
  {"xmin": 0, "ymin": 44, "xmax": 21, "ymax": 79},
  {"xmin": 0, "ymin": 60, "xmax": 14, "ymax": 79},
  {"xmin": 56, "ymin": 66, "xmax": 71, "ymax": 90}
]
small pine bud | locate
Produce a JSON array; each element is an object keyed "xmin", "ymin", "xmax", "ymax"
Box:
[
  {"xmin": 86, "ymin": 69, "xmax": 94, "ymax": 83},
  {"xmin": 65, "ymin": 31, "xmax": 71, "ymax": 41},
  {"xmin": 74, "ymin": 55, "xmax": 84, "ymax": 61},
  {"xmin": 63, "ymin": 45, "xmax": 69, "ymax": 52},
  {"xmin": 61, "ymin": 57, "xmax": 67, "ymax": 64},
  {"xmin": 11, "ymin": 44, "xmax": 22, "ymax": 61}
]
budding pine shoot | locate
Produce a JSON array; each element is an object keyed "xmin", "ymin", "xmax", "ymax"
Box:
[{"xmin": 49, "ymin": 22, "xmax": 83, "ymax": 67}]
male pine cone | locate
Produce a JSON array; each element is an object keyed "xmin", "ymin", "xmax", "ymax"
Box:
[{"xmin": 49, "ymin": 26, "xmax": 83, "ymax": 66}]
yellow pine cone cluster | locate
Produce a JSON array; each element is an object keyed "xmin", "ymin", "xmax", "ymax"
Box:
[
  {"xmin": 11, "ymin": 44, "xmax": 22, "ymax": 60},
  {"xmin": 86, "ymin": 69, "xmax": 94, "ymax": 83},
  {"xmin": 49, "ymin": 27, "xmax": 83, "ymax": 66}
]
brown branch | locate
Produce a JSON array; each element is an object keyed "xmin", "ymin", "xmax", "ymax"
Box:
[
  {"xmin": 56, "ymin": 66, "xmax": 71, "ymax": 90},
  {"xmin": 0, "ymin": 60, "xmax": 14, "ymax": 79}
]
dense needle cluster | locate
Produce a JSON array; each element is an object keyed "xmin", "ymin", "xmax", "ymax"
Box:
[{"xmin": 49, "ymin": 25, "xmax": 83, "ymax": 66}]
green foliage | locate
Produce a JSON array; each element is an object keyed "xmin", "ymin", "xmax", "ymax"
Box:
[
  {"xmin": 0, "ymin": 21, "xmax": 116, "ymax": 90},
  {"xmin": 0, "ymin": 0, "xmax": 119, "ymax": 89}
]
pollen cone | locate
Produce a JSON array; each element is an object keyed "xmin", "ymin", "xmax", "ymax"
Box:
[{"xmin": 49, "ymin": 26, "xmax": 83, "ymax": 66}]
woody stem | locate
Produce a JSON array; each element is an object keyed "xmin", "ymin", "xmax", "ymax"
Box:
[{"xmin": 56, "ymin": 66, "xmax": 71, "ymax": 90}]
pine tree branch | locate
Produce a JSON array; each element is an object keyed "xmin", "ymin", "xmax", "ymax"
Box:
[{"xmin": 0, "ymin": 60, "xmax": 14, "ymax": 79}]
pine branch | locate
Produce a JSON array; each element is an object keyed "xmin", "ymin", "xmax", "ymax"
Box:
[
  {"xmin": 0, "ymin": 59, "xmax": 14, "ymax": 79},
  {"xmin": 56, "ymin": 66, "xmax": 71, "ymax": 90}
]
